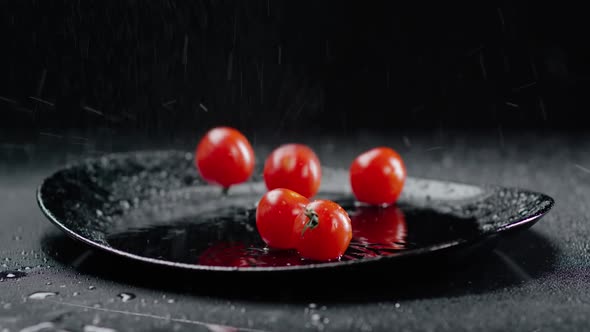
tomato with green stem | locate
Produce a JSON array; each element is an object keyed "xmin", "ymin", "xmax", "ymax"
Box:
[
  {"xmin": 350, "ymin": 147, "xmax": 406, "ymax": 205},
  {"xmin": 195, "ymin": 127, "xmax": 255, "ymax": 192},
  {"xmin": 263, "ymin": 143, "xmax": 321, "ymax": 198},
  {"xmin": 256, "ymin": 188, "xmax": 309, "ymax": 249},
  {"xmin": 292, "ymin": 200, "xmax": 352, "ymax": 261}
]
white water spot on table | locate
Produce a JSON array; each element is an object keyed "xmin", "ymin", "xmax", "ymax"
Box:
[
  {"xmin": 117, "ymin": 292, "xmax": 136, "ymax": 302},
  {"xmin": 206, "ymin": 324, "xmax": 238, "ymax": 332},
  {"xmin": 120, "ymin": 200, "xmax": 131, "ymax": 210},
  {"xmin": 28, "ymin": 291, "xmax": 58, "ymax": 300},
  {"xmin": 83, "ymin": 325, "xmax": 117, "ymax": 332},
  {"xmin": 19, "ymin": 322, "xmax": 55, "ymax": 332}
]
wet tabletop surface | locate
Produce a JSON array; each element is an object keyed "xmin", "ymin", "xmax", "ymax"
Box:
[{"xmin": 1, "ymin": 130, "xmax": 589, "ymax": 331}]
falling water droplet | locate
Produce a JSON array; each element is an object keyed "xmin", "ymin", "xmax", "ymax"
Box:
[
  {"xmin": 13, "ymin": 235, "xmax": 22, "ymax": 241},
  {"xmin": 167, "ymin": 299, "xmax": 176, "ymax": 304},
  {"xmin": 73, "ymin": 292, "xmax": 80, "ymax": 296},
  {"xmin": 88, "ymin": 285, "xmax": 96, "ymax": 290},
  {"xmin": 117, "ymin": 293, "xmax": 136, "ymax": 302},
  {"xmin": 28, "ymin": 291, "xmax": 58, "ymax": 300}
]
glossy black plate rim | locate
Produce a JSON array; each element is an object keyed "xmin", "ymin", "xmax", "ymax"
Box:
[{"xmin": 36, "ymin": 154, "xmax": 555, "ymax": 273}]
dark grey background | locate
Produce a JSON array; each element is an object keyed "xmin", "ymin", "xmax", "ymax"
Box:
[{"xmin": 1, "ymin": 1, "xmax": 589, "ymax": 136}]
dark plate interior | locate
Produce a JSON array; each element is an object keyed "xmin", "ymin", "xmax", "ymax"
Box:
[{"xmin": 37, "ymin": 151, "xmax": 554, "ymax": 272}]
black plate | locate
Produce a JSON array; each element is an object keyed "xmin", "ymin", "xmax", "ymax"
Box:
[{"xmin": 37, "ymin": 150, "xmax": 554, "ymax": 273}]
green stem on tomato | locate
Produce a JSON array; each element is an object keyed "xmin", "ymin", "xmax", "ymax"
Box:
[{"xmin": 300, "ymin": 208, "xmax": 319, "ymax": 236}]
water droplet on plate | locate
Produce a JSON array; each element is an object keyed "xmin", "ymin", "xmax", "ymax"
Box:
[
  {"xmin": 28, "ymin": 291, "xmax": 58, "ymax": 300},
  {"xmin": 117, "ymin": 292, "xmax": 136, "ymax": 302}
]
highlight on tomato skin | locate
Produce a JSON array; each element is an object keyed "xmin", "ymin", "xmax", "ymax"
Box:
[
  {"xmin": 263, "ymin": 143, "xmax": 322, "ymax": 198},
  {"xmin": 349, "ymin": 147, "xmax": 406, "ymax": 205},
  {"xmin": 350, "ymin": 205, "xmax": 407, "ymax": 249},
  {"xmin": 292, "ymin": 199, "xmax": 353, "ymax": 262},
  {"xmin": 195, "ymin": 126, "xmax": 255, "ymax": 190},
  {"xmin": 255, "ymin": 188, "xmax": 310, "ymax": 250}
]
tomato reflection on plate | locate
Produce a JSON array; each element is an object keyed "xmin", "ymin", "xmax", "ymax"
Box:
[
  {"xmin": 197, "ymin": 242, "xmax": 303, "ymax": 267},
  {"xmin": 350, "ymin": 205, "xmax": 407, "ymax": 249}
]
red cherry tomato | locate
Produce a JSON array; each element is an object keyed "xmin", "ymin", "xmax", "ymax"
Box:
[
  {"xmin": 351, "ymin": 205, "xmax": 407, "ymax": 248},
  {"xmin": 350, "ymin": 147, "xmax": 406, "ymax": 205},
  {"xmin": 292, "ymin": 200, "xmax": 352, "ymax": 261},
  {"xmin": 256, "ymin": 188, "xmax": 309, "ymax": 249},
  {"xmin": 195, "ymin": 127, "xmax": 255, "ymax": 189},
  {"xmin": 263, "ymin": 144, "xmax": 321, "ymax": 198}
]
